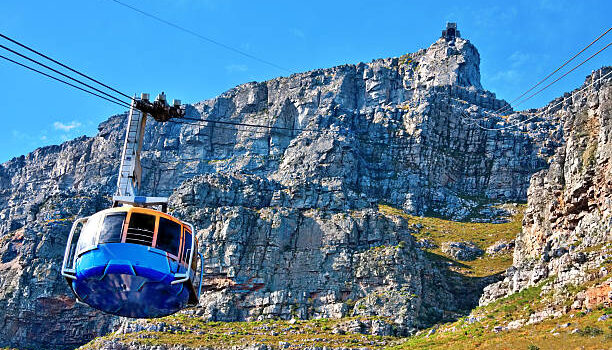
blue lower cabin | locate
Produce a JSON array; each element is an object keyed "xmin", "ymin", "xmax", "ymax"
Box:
[{"xmin": 62, "ymin": 207, "xmax": 203, "ymax": 318}]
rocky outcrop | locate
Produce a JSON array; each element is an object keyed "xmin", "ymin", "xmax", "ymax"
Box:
[
  {"xmin": 480, "ymin": 68, "xmax": 612, "ymax": 305},
  {"xmin": 441, "ymin": 241, "xmax": 484, "ymax": 261},
  {"xmin": 486, "ymin": 239, "xmax": 515, "ymax": 256},
  {"xmin": 169, "ymin": 196, "xmax": 462, "ymax": 331},
  {"xmin": 414, "ymin": 36, "xmax": 483, "ymax": 89},
  {"xmin": 0, "ymin": 193, "xmax": 118, "ymax": 349}
]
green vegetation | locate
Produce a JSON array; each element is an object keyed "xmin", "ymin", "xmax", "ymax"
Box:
[
  {"xmin": 378, "ymin": 203, "xmax": 524, "ymax": 277},
  {"xmin": 82, "ymin": 280, "xmax": 612, "ymax": 350},
  {"xmin": 398, "ymin": 53, "xmax": 419, "ymax": 74},
  {"xmin": 398, "ymin": 54, "xmax": 411, "ymax": 66},
  {"xmin": 578, "ymin": 325, "xmax": 604, "ymax": 336},
  {"xmin": 82, "ymin": 316, "xmax": 402, "ymax": 349},
  {"xmin": 208, "ymin": 158, "xmax": 230, "ymax": 164},
  {"xmin": 581, "ymin": 142, "xmax": 597, "ymax": 170},
  {"xmin": 579, "ymin": 242, "xmax": 610, "ymax": 254},
  {"xmin": 390, "ymin": 278, "xmax": 612, "ymax": 350},
  {"xmin": 574, "ymin": 110, "xmax": 599, "ymax": 172}
]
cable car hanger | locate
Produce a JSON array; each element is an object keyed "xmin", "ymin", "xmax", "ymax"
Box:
[{"xmin": 61, "ymin": 93, "xmax": 204, "ymax": 318}]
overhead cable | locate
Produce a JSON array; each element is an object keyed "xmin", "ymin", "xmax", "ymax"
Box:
[
  {"xmin": 495, "ymin": 26, "xmax": 611, "ymax": 115},
  {"xmin": 0, "ymin": 43, "xmax": 132, "ymax": 107},
  {"xmin": 108, "ymin": 0, "xmax": 292, "ymax": 73},
  {"xmin": 0, "ymin": 32, "xmax": 134, "ymax": 101},
  {"xmin": 463, "ymin": 68, "xmax": 612, "ymax": 131},
  {"xmin": 0, "ymin": 39, "xmax": 317, "ymax": 134},
  {"xmin": 177, "ymin": 116, "xmax": 318, "ymax": 133},
  {"xmin": 0, "ymin": 54, "xmax": 132, "ymax": 109},
  {"xmin": 507, "ymin": 42, "xmax": 611, "ymax": 110}
]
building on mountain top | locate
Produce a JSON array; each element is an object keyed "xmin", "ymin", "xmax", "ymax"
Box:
[{"xmin": 442, "ymin": 22, "xmax": 461, "ymax": 41}]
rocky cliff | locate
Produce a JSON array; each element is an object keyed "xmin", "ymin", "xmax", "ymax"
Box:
[
  {"xmin": 0, "ymin": 26, "xmax": 600, "ymax": 349},
  {"xmin": 480, "ymin": 68, "xmax": 612, "ymax": 307}
]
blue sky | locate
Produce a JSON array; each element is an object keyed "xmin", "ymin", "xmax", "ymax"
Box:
[{"xmin": 0, "ymin": 0, "xmax": 610, "ymax": 162}]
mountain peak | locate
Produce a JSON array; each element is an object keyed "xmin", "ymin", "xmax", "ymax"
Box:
[{"xmin": 415, "ymin": 23, "xmax": 482, "ymax": 90}]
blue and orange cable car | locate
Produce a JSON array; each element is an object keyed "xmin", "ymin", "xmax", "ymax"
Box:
[
  {"xmin": 62, "ymin": 93, "xmax": 203, "ymax": 318},
  {"xmin": 62, "ymin": 206, "xmax": 203, "ymax": 318}
]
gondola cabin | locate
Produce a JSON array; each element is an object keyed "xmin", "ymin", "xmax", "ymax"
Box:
[{"xmin": 62, "ymin": 206, "xmax": 203, "ymax": 318}]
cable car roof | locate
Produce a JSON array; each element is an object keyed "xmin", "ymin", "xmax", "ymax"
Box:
[{"xmin": 95, "ymin": 206, "xmax": 189, "ymax": 228}]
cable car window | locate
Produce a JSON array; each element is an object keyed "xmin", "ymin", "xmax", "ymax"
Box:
[
  {"xmin": 76, "ymin": 214, "xmax": 102, "ymax": 255},
  {"xmin": 126, "ymin": 213, "xmax": 155, "ymax": 246},
  {"xmin": 157, "ymin": 217, "xmax": 181, "ymax": 256},
  {"xmin": 99, "ymin": 213, "xmax": 126, "ymax": 244},
  {"xmin": 182, "ymin": 230, "xmax": 192, "ymax": 263}
]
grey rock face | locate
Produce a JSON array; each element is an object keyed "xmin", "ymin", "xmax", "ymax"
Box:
[
  {"xmin": 441, "ymin": 241, "xmax": 484, "ymax": 261},
  {"xmin": 170, "ymin": 192, "xmax": 462, "ymax": 332},
  {"xmin": 486, "ymin": 240, "xmax": 515, "ymax": 256},
  {"xmin": 417, "ymin": 238, "xmax": 438, "ymax": 249},
  {"xmin": 0, "ymin": 27, "xmax": 598, "ymax": 349},
  {"xmin": 0, "ymin": 193, "xmax": 118, "ymax": 349},
  {"xmin": 480, "ymin": 68, "xmax": 612, "ymax": 305},
  {"xmin": 415, "ymin": 37, "xmax": 483, "ymax": 90}
]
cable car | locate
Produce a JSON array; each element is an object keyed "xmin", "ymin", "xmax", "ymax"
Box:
[
  {"xmin": 61, "ymin": 93, "xmax": 203, "ymax": 318},
  {"xmin": 61, "ymin": 206, "xmax": 203, "ymax": 318}
]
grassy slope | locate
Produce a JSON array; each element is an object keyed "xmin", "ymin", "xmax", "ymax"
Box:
[
  {"xmin": 392, "ymin": 280, "xmax": 612, "ymax": 350},
  {"xmin": 378, "ymin": 204, "xmax": 522, "ymax": 277},
  {"xmin": 82, "ymin": 288, "xmax": 611, "ymax": 350},
  {"xmin": 82, "ymin": 316, "xmax": 403, "ymax": 349}
]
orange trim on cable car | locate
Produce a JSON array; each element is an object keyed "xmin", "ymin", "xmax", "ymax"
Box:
[{"xmin": 102, "ymin": 206, "xmax": 190, "ymax": 263}]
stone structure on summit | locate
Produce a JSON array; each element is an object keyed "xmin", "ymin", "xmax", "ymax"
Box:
[{"xmin": 441, "ymin": 22, "xmax": 461, "ymax": 41}]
